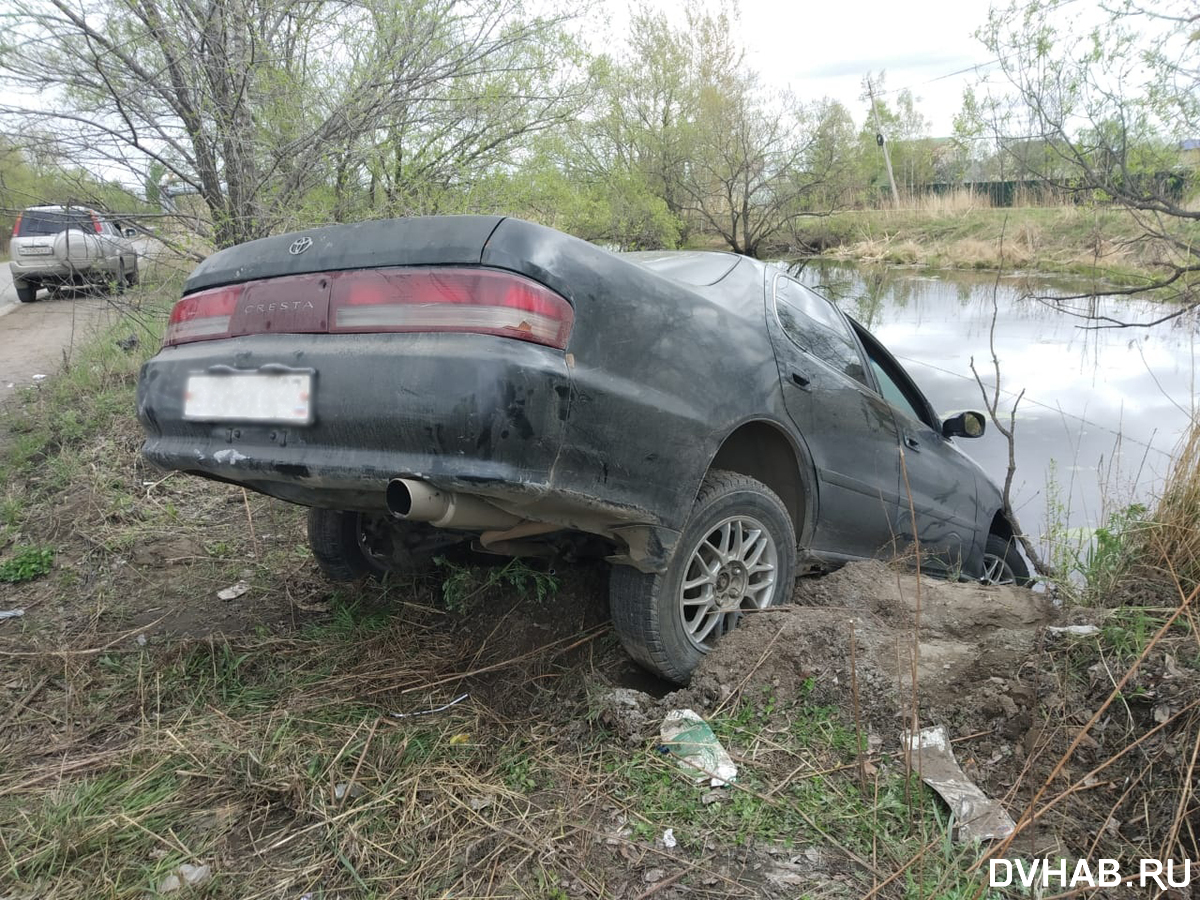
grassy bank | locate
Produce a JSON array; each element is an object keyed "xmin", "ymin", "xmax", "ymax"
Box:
[
  {"xmin": 0, "ymin": 292, "xmax": 1197, "ymax": 898},
  {"xmin": 788, "ymin": 204, "xmax": 1199, "ymax": 287}
]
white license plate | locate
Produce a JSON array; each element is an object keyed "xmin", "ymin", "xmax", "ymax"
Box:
[
  {"xmin": 184, "ymin": 372, "xmax": 313, "ymax": 424},
  {"xmin": 21, "ymin": 246, "xmax": 51, "ymax": 255}
]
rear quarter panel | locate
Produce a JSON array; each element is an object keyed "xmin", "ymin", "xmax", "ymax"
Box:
[{"xmin": 483, "ymin": 220, "xmax": 794, "ymax": 532}]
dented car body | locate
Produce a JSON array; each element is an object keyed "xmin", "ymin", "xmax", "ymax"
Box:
[{"xmin": 137, "ymin": 216, "xmax": 1027, "ymax": 682}]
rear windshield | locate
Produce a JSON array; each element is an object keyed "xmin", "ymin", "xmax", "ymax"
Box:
[
  {"xmin": 19, "ymin": 210, "xmax": 94, "ymax": 236},
  {"xmin": 624, "ymin": 251, "xmax": 740, "ymax": 286}
]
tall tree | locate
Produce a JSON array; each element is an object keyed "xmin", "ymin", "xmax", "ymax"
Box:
[
  {"xmin": 0, "ymin": 0, "xmax": 582, "ymax": 247},
  {"xmin": 680, "ymin": 77, "xmax": 830, "ymax": 256},
  {"xmin": 579, "ymin": 0, "xmax": 849, "ymax": 255}
]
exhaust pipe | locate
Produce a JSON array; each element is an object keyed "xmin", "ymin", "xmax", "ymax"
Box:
[{"xmin": 386, "ymin": 478, "xmax": 521, "ymax": 530}]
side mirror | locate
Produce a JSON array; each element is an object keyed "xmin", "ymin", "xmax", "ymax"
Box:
[
  {"xmin": 942, "ymin": 411, "xmax": 986, "ymax": 439},
  {"xmin": 124, "ymin": 228, "xmax": 137, "ymax": 238}
]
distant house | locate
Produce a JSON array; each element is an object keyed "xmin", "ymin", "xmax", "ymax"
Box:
[{"xmin": 1180, "ymin": 139, "xmax": 1200, "ymax": 168}]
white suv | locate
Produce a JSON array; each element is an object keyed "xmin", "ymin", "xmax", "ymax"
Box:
[{"xmin": 10, "ymin": 205, "xmax": 139, "ymax": 303}]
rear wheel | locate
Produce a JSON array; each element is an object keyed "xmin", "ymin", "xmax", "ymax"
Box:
[
  {"xmin": 307, "ymin": 508, "xmax": 446, "ymax": 582},
  {"xmin": 981, "ymin": 533, "xmax": 1032, "ymax": 586},
  {"xmin": 610, "ymin": 470, "xmax": 797, "ymax": 684},
  {"xmin": 15, "ymin": 282, "xmax": 37, "ymax": 303}
]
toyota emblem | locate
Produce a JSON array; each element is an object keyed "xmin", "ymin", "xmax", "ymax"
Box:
[{"xmin": 288, "ymin": 236, "xmax": 313, "ymax": 256}]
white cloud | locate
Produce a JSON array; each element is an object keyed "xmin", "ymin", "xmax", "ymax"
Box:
[{"xmin": 600, "ymin": 0, "xmax": 1001, "ymax": 135}]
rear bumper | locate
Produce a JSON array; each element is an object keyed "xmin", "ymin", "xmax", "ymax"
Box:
[
  {"xmin": 137, "ymin": 332, "xmax": 572, "ymax": 515},
  {"xmin": 10, "ymin": 259, "xmax": 105, "ymax": 283}
]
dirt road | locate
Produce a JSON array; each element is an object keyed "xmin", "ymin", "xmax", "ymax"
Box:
[{"xmin": 0, "ymin": 265, "xmax": 120, "ymax": 406}]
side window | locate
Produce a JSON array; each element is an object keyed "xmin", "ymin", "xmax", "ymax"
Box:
[
  {"xmin": 868, "ymin": 357, "xmax": 925, "ymax": 423},
  {"xmin": 857, "ymin": 334, "xmax": 940, "ymax": 430},
  {"xmin": 774, "ymin": 276, "xmax": 868, "ymax": 386}
]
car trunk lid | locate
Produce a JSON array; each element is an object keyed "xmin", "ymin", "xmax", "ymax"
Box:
[
  {"xmin": 183, "ymin": 215, "xmax": 504, "ymax": 295},
  {"xmin": 228, "ymin": 272, "xmax": 332, "ymax": 336}
]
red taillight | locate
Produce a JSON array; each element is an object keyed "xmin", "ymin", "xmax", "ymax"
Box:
[
  {"xmin": 330, "ymin": 268, "xmax": 574, "ymax": 349},
  {"xmin": 162, "ymin": 268, "xmax": 573, "ymax": 350},
  {"xmin": 164, "ymin": 285, "xmax": 243, "ymax": 346},
  {"xmin": 11, "ymin": 213, "xmax": 21, "ymax": 238}
]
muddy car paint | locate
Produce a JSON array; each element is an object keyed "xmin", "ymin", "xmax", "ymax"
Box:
[{"xmin": 137, "ymin": 215, "xmax": 1006, "ymax": 578}]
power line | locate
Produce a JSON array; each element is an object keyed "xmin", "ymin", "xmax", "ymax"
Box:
[
  {"xmin": 891, "ymin": 352, "xmax": 1179, "ymax": 459},
  {"xmin": 867, "ymin": 0, "xmax": 1092, "ymax": 101}
]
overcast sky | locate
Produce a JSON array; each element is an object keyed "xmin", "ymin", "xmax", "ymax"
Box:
[{"xmin": 598, "ymin": 0, "xmax": 1003, "ymax": 136}]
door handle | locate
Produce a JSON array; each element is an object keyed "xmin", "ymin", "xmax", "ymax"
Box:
[
  {"xmin": 904, "ymin": 436, "xmax": 921, "ymax": 451},
  {"xmin": 790, "ymin": 371, "xmax": 811, "ymax": 390}
]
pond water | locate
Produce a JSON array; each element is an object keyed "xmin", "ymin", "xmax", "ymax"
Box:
[{"xmin": 792, "ymin": 261, "xmax": 1198, "ymax": 552}]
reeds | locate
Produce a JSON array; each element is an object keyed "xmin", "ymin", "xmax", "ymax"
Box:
[{"xmin": 1139, "ymin": 418, "xmax": 1200, "ymax": 593}]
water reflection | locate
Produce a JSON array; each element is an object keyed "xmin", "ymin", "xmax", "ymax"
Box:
[{"xmin": 792, "ymin": 261, "xmax": 1198, "ymax": 545}]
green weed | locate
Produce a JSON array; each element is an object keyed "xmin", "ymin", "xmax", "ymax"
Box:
[
  {"xmin": 434, "ymin": 556, "xmax": 559, "ymax": 614},
  {"xmin": 0, "ymin": 544, "xmax": 54, "ymax": 583},
  {"xmin": 1043, "ymin": 462, "xmax": 1149, "ymax": 603}
]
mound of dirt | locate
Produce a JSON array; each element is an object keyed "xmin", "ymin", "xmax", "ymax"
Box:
[
  {"xmin": 596, "ymin": 561, "xmax": 1061, "ymax": 773},
  {"xmin": 672, "ymin": 561, "xmax": 1057, "ymax": 741},
  {"xmin": 597, "ymin": 561, "xmax": 1200, "ymax": 872}
]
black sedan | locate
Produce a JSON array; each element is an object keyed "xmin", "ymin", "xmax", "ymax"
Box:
[{"xmin": 137, "ymin": 216, "xmax": 1030, "ymax": 683}]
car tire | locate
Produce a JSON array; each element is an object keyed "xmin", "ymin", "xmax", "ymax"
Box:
[
  {"xmin": 610, "ymin": 470, "xmax": 797, "ymax": 684},
  {"xmin": 307, "ymin": 508, "xmax": 445, "ymax": 582},
  {"xmin": 15, "ymin": 283, "xmax": 37, "ymax": 303},
  {"xmin": 981, "ymin": 533, "xmax": 1032, "ymax": 586}
]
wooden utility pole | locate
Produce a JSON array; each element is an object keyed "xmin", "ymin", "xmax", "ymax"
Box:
[{"xmin": 866, "ymin": 75, "xmax": 901, "ymax": 207}]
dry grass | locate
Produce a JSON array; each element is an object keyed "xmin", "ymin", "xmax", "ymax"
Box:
[
  {"xmin": 994, "ymin": 417, "xmax": 1200, "ymax": 880},
  {"xmin": 1141, "ymin": 419, "xmax": 1200, "ymax": 590},
  {"xmin": 789, "ymin": 204, "xmax": 1197, "ymax": 287},
  {"xmin": 897, "ymin": 189, "xmax": 993, "ymax": 215}
]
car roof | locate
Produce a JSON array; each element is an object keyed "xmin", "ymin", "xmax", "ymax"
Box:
[
  {"xmin": 23, "ymin": 205, "xmax": 99, "ymax": 214},
  {"xmin": 622, "ymin": 250, "xmax": 744, "ymax": 287}
]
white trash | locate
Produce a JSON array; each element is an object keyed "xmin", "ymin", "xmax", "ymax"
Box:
[{"xmin": 659, "ymin": 709, "xmax": 737, "ymax": 787}]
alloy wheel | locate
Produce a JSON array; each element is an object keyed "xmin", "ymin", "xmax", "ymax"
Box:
[
  {"xmin": 980, "ymin": 552, "xmax": 1016, "ymax": 586},
  {"xmin": 678, "ymin": 515, "xmax": 779, "ymax": 651}
]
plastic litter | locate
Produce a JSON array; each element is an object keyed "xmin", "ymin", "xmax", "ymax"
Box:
[
  {"xmin": 659, "ymin": 708, "xmax": 737, "ymax": 786},
  {"xmin": 0, "ymin": 609, "xmax": 25, "ymax": 620},
  {"xmin": 1047, "ymin": 624, "xmax": 1101, "ymax": 636},
  {"xmin": 390, "ymin": 693, "xmax": 469, "ymax": 719},
  {"xmin": 661, "ymin": 827, "xmax": 677, "ymax": 849},
  {"xmin": 216, "ymin": 580, "xmax": 250, "ymax": 601},
  {"xmin": 158, "ymin": 862, "xmax": 212, "ymax": 893},
  {"xmin": 907, "ymin": 724, "xmax": 1015, "ymax": 842}
]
